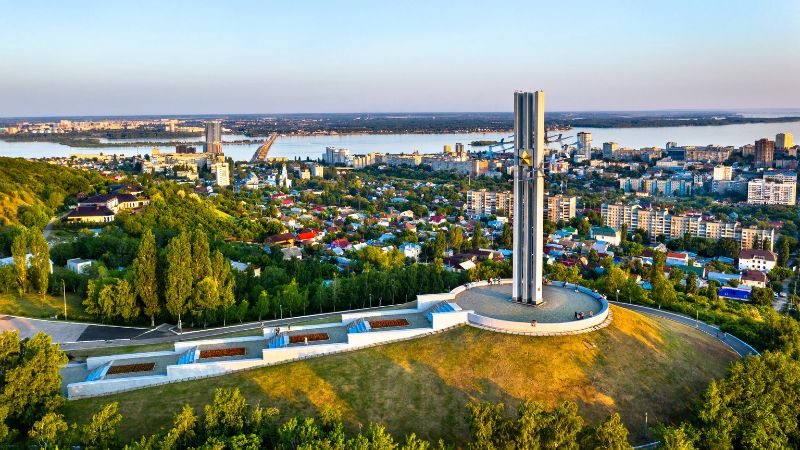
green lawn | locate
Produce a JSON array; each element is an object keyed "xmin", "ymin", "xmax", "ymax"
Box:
[
  {"xmin": 62, "ymin": 306, "xmax": 738, "ymax": 446},
  {"xmin": 0, "ymin": 291, "xmax": 87, "ymax": 320}
]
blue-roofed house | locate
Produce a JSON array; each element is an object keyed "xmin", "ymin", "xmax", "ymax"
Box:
[{"xmin": 718, "ymin": 287, "xmax": 751, "ymax": 301}]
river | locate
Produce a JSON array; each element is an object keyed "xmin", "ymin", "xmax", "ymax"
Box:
[{"xmin": 1, "ymin": 121, "xmax": 799, "ymax": 161}]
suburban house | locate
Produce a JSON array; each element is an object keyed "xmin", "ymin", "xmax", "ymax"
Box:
[
  {"xmin": 65, "ymin": 192, "xmax": 149, "ymax": 223},
  {"xmin": 280, "ymin": 246, "xmax": 303, "ymax": 261},
  {"xmin": 399, "ymin": 242, "xmax": 422, "ymax": 260},
  {"xmin": 230, "ymin": 260, "xmax": 261, "ymax": 276},
  {"xmin": 65, "ymin": 206, "xmax": 116, "ymax": 223},
  {"xmin": 738, "ymin": 249, "xmax": 777, "ymax": 272},
  {"xmin": 666, "ymin": 252, "xmax": 690, "ymax": 266},
  {"xmin": 66, "ymin": 258, "xmax": 95, "ymax": 274},
  {"xmin": 265, "ymin": 233, "xmax": 296, "ymax": 247},
  {"xmin": 740, "ymin": 270, "xmax": 768, "ymax": 288},
  {"xmin": 590, "ymin": 226, "xmax": 621, "ymax": 246}
]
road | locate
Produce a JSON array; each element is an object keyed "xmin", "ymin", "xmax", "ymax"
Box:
[
  {"xmin": 610, "ymin": 302, "xmax": 759, "ymax": 358},
  {"xmin": 0, "ymin": 315, "xmax": 147, "ymax": 343}
]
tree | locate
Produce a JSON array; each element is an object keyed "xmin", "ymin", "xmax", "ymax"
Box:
[
  {"xmin": 0, "ymin": 331, "xmax": 67, "ymax": 432},
  {"xmin": 658, "ymin": 424, "xmax": 697, "ymax": 450},
  {"xmin": 471, "ymin": 223, "xmax": 487, "ymax": 250},
  {"xmin": 714, "ymin": 238, "xmax": 740, "ymax": 259},
  {"xmin": 449, "ymin": 225, "xmax": 465, "ymax": 252},
  {"xmin": 133, "ymin": 229, "xmax": 160, "ymax": 327},
  {"xmin": 160, "ymin": 404, "xmax": 198, "ymax": 450},
  {"xmin": 81, "ymin": 402, "xmax": 122, "ymax": 450},
  {"xmin": 212, "ymin": 250, "xmax": 236, "ymax": 326},
  {"xmin": 499, "ymin": 223, "xmax": 512, "ymax": 249},
  {"xmin": 112, "ymin": 279, "xmax": 139, "ymax": 321},
  {"xmin": 11, "ymin": 231, "xmax": 27, "ymax": 296},
  {"xmin": 778, "ymin": 238, "xmax": 791, "ymax": 267},
  {"xmin": 165, "ymin": 232, "xmax": 193, "ymax": 329},
  {"xmin": 651, "ymin": 277, "xmax": 678, "ymax": 306},
  {"xmin": 697, "ymin": 352, "xmax": 800, "ymax": 449},
  {"xmin": 255, "ymin": 290, "xmax": 270, "ymax": 321},
  {"xmin": 580, "ymin": 413, "xmax": 632, "ymax": 450},
  {"xmin": 28, "ymin": 230, "xmax": 50, "ymax": 300},
  {"xmin": 576, "ymin": 218, "xmax": 591, "ymax": 236},
  {"xmin": 192, "ymin": 276, "xmax": 219, "ymax": 328},
  {"xmin": 191, "ymin": 230, "xmax": 212, "ymax": 283},
  {"xmin": 750, "ymin": 287, "xmax": 774, "ymax": 306},
  {"xmin": 204, "ymin": 388, "xmax": 248, "ymax": 437},
  {"xmin": 686, "ymin": 271, "xmax": 698, "ymax": 295},
  {"xmin": 28, "ymin": 412, "xmax": 68, "ymax": 449}
]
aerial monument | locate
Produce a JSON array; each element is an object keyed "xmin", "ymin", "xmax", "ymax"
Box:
[{"xmin": 512, "ymin": 90, "xmax": 546, "ymax": 305}]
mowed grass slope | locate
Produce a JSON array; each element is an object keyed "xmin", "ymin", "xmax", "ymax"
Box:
[
  {"xmin": 62, "ymin": 306, "xmax": 738, "ymax": 445},
  {"xmin": 0, "ymin": 292, "xmax": 86, "ymax": 320}
]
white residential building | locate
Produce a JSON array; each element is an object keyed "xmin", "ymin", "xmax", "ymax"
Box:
[
  {"xmin": 747, "ymin": 172, "xmax": 797, "ymax": 205},
  {"xmin": 738, "ymin": 249, "xmax": 777, "ymax": 273}
]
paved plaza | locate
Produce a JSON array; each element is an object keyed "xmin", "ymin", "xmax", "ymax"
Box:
[{"xmin": 455, "ymin": 283, "xmax": 602, "ymax": 323}]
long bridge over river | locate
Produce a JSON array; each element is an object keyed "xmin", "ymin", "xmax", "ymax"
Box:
[{"xmin": 249, "ymin": 133, "xmax": 278, "ymax": 162}]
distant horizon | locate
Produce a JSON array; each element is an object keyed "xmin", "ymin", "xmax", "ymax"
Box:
[{"xmin": 3, "ymin": 107, "xmax": 800, "ymax": 122}]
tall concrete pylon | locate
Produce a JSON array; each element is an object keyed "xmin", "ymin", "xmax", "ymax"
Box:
[{"xmin": 512, "ymin": 91, "xmax": 545, "ymax": 304}]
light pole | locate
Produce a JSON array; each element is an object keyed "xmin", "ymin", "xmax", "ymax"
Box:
[
  {"xmin": 279, "ymin": 303, "xmax": 283, "ymax": 320},
  {"xmin": 62, "ymin": 279, "xmax": 67, "ymax": 320},
  {"xmin": 616, "ymin": 289, "xmax": 620, "ymax": 304}
]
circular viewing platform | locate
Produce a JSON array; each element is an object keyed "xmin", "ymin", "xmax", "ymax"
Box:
[{"xmin": 451, "ymin": 280, "xmax": 611, "ymax": 335}]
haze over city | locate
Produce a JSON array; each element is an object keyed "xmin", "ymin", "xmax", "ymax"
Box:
[{"xmin": 1, "ymin": 0, "xmax": 799, "ymax": 116}]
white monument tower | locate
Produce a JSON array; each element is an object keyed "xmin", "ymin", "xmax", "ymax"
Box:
[{"xmin": 512, "ymin": 91, "xmax": 545, "ymax": 305}]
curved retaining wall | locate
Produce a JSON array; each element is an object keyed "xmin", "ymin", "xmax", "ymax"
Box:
[{"xmin": 452, "ymin": 279, "xmax": 611, "ymax": 335}]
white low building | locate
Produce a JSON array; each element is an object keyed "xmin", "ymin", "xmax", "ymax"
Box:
[
  {"xmin": 738, "ymin": 249, "xmax": 777, "ymax": 272},
  {"xmin": 66, "ymin": 258, "xmax": 95, "ymax": 274}
]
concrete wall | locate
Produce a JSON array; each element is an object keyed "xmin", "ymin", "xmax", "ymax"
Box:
[
  {"xmin": 463, "ymin": 280, "xmax": 611, "ymax": 334},
  {"xmin": 346, "ymin": 328, "xmax": 432, "ymax": 347},
  {"xmin": 166, "ymin": 358, "xmax": 267, "ymax": 378},
  {"xmin": 173, "ymin": 335, "xmax": 266, "ymax": 352},
  {"xmin": 341, "ymin": 308, "xmax": 420, "ymax": 321},
  {"xmin": 431, "ymin": 310, "xmax": 471, "ymax": 330},
  {"xmin": 416, "ymin": 293, "xmax": 456, "ymax": 310},
  {"xmin": 85, "ymin": 351, "xmax": 175, "ymax": 370},
  {"xmin": 68, "ymin": 374, "xmax": 168, "ymax": 398},
  {"xmin": 261, "ymin": 343, "xmax": 350, "ymax": 364},
  {"xmin": 468, "ymin": 310, "xmax": 608, "ymax": 334}
]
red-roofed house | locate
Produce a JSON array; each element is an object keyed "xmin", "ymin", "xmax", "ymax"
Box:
[
  {"xmin": 666, "ymin": 252, "xmax": 689, "ymax": 266},
  {"xmin": 429, "ymin": 216, "xmax": 447, "ymax": 225},
  {"xmin": 297, "ymin": 231, "xmax": 318, "ymax": 242},
  {"xmin": 331, "ymin": 238, "xmax": 352, "ymax": 250}
]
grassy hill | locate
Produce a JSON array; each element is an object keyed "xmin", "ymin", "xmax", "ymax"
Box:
[
  {"xmin": 62, "ymin": 306, "xmax": 738, "ymax": 446},
  {"xmin": 0, "ymin": 157, "xmax": 104, "ymax": 227}
]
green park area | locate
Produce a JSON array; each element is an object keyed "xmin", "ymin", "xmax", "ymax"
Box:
[{"xmin": 63, "ymin": 306, "xmax": 738, "ymax": 445}]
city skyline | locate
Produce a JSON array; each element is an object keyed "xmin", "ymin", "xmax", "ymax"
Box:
[{"xmin": 1, "ymin": 0, "xmax": 799, "ymax": 116}]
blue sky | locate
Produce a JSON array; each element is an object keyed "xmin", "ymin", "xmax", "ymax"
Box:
[{"xmin": 0, "ymin": 0, "xmax": 798, "ymax": 116}]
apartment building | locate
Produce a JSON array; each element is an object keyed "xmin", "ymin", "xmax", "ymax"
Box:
[
  {"xmin": 747, "ymin": 171, "xmax": 797, "ymax": 205},
  {"xmin": 465, "ymin": 190, "xmax": 513, "ymax": 217},
  {"xmin": 546, "ymin": 195, "xmax": 577, "ymax": 223},
  {"xmin": 601, "ymin": 203, "xmax": 773, "ymax": 250}
]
